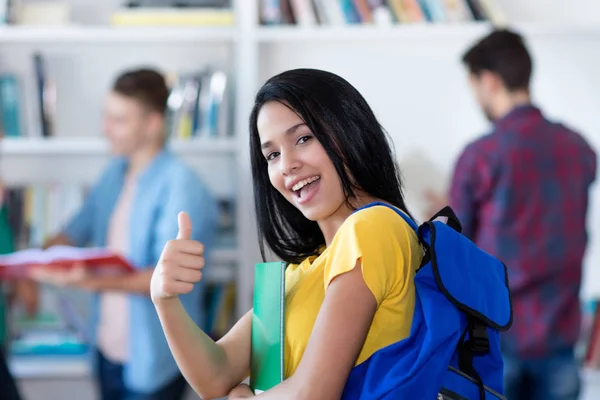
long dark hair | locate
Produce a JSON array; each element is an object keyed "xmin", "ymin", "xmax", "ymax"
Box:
[{"xmin": 249, "ymin": 68, "xmax": 412, "ymax": 264}]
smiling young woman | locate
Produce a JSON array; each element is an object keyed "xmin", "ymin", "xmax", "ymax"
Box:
[{"xmin": 150, "ymin": 68, "xmax": 423, "ymax": 400}]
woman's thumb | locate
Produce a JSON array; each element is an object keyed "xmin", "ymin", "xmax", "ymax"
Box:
[{"xmin": 176, "ymin": 211, "xmax": 193, "ymax": 240}]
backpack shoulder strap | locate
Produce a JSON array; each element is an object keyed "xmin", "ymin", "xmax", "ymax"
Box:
[
  {"xmin": 426, "ymin": 205, "xmax": 462, "ymax": 233},
  {"xmin": 353, "ymin": 201, "xmax": 419, "ymax": 232}
]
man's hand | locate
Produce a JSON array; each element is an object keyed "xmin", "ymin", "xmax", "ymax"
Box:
[
  {"xmin": 29, "ymin": 262, "xmax": 92, "ymax": 288},
  {"xmin": 150, "ymin": 211, "xmax": 205, "ymax": 303},
  {"xmin": 423, "ymin": 190, "xmax": 448, "ymax": 219},
  {"xmin": 41, "ymin": 233, "xmax": 73, "ymax": 250},
  {"xmin": 13, "ymin": 279, "xmax": 39, "ymax": 317},
  {"xmin": 227, "ymin": 384, "xmax": 255, "ymax": 399}
]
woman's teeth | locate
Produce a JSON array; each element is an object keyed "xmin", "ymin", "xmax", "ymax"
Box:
[{"xmin": 292, "ymin": 176, "xmax": 320, "ymax": 192}]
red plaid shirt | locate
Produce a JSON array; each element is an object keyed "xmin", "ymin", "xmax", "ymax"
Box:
[{"xmin": 449, "ymin": 105, "xmax": 597, "ymax": 357}]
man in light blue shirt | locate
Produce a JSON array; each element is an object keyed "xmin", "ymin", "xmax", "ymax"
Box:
[{"xmin": 37, "ymin": 68, "xmax": 218, "ymax": 400}]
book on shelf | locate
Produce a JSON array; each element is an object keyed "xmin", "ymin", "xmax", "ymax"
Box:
[
  {"xmin": 122, "ymin": 0, "xmax": 230, "ymax": 5},
  {"xmin": 0, "ymin": 56, "xmax": 232, "ymax": 140},
  {"xmin": 259, "ymin": 0, "xmax": 506, "ymax": 26},
  {"xmin": 3, "ymin": 184, "xmax": 87, "ymax": 249},
  {"xmin": 0, "ymin": 74, "xmax": 23, "ymax": 138},
  {"xmin": 204, "ymin": 280, "xmax": 236, "ymax": 339},
  {"xmin": 3, "ymin": 184, "xmax": 237, "ymax": 254},
  {"xmin": 33, "ymin": 52, "xmax": 56, "ymax": 138},
  {"xmin": 8, "ymin": 287, "xmax": 93, "ymax": 357},
  {"xmin": 10, "ymin": 329, "xmax": 89, "ymax": 357},
  {"xmin": 111, "ymin": 0, "xmax": 234, "ymax": 27},
  {"xmin": 0, "ymin": 0, "xmax": 12, "ymax": 25},
  {"xmin": 166, "ymin": 66, "xmax": 232, "ymax": 140},
  {"xmin": 0, "ymin": 52, "xmax": 56, "ymax": 139},
  {"xmin": 9, "ymin": 310, "xmax": 90, "ymax": 357},
  {"xmin": 250, "ymin": 261, "xmax": 286, "ymax": 394}
]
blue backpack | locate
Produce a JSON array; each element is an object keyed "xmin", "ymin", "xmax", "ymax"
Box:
[{"xmin": 342, "ymin": 202, "xmax": 512, "ymax": 400}]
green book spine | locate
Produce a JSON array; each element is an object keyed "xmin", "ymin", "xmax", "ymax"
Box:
[
  {"xmin": 250, "ymin": 261, "xmax": 286, "ymax": 393},
  {"xmin": 0, "ymin": 205, "xmax": 15, "ymax": 346}
]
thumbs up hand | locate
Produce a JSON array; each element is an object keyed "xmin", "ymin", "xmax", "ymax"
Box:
[{"xmin": 151, "ymin": 211, "xmax": 205, "ymax": 303}]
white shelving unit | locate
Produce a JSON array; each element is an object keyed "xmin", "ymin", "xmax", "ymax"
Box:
[
  {"xmin": 0, "ymin": 25, "xmax": 237, "ymax": 43},
  {"xmin": 0, "ymin": 3, "xmax": 259, "ymax": 387},
  {"xmin": 255, "ymin": 21, "xmax": 600, "ymax": 42},
  {"xmin": 0, "ymin": 0, "xmax": 258, "ymax": 316},
  {"xmin": 0, "ymin": 136, "xmax": 238, "ymax": 155},
  {"xmin": 9, "ymin": 355, "xmax": 90, "ymax": 379}
]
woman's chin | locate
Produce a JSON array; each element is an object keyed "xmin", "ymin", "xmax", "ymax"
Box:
[
  {"xmin": 297, "ymin": 203, "xmax": 332, "ymax": 222},
  {"xmin": 289, "ymin": 193, "xmax": 345, "ymax": 223}
]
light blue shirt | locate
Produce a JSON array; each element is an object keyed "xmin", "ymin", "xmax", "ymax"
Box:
[{"xmin": 64, "ymin": 149, "xmax": 218, "ymax": 393}]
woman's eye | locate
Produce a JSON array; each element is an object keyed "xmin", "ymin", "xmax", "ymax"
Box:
[
  {"xmin": 297, "ymin": 135, "xmax": 312, "ymax": 145},
  {"xmin": 266, "ymin": 152, "xmax": 279, "ymax": 161}
]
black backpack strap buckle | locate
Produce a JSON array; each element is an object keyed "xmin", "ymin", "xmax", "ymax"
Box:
[
  {"xmin": 469, "ymin": 319, "xmax": 489, "ymax": 354},
  {"xmin": 456, "ymin": 317, "xmax": 490, "ymax": 400}
]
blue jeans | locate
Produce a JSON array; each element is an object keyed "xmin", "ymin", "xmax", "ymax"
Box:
[
  {"xmin": 96, "ymin": 350, "xmax": 187, "ymax": 400},
  {"xmin": 503, "ymin": 348, "xmax": 581, "ymax": 400}
]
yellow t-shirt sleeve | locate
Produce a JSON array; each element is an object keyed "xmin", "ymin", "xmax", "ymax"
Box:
[{"xmin": 323, "ymin": 205, "xmax": 415, "ymax": 306}]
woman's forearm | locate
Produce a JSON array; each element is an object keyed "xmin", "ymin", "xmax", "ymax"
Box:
[{"xmin": 154, "ymin": 298, "xmax": 234, "ymax": 399}]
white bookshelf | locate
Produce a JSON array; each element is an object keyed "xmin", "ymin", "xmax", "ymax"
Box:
[
  {"xmin": 1, "ymin": 21, "xmax": 598, "ymax": 45},
  {"xmin": 8, "ymin": 355, "xmax": 90, "ymax": 379},
  {"xmin": 255, "ymin": 22, "xmax": 600, "ymax": 43},
  {"xmin": 0, "ymin": 7, "xmax": 256, "ymax": 385},
  {"xmin": 0, "ymin": 25, "xmax": 237, "ymax": 43},
  {"xmin": 0, "ymin": 136, "xmax": 238, "ymax": 155}
]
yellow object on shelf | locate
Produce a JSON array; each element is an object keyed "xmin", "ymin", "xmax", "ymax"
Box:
[{"xmin": 110, "ymin": 7, "xmax": 235, "ymax": 27}]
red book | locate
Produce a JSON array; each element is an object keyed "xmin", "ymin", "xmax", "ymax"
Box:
[{"xmin": 0, "ymin": 245, "xmax": 135, "ymax": 279}]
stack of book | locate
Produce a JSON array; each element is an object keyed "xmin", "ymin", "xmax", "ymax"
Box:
[
  {"xmin": 111, "ymin": 0, "xmax": 234, "ymax": 26},
  {"xmin": 166, "ymin": 66, "xmax": 232, "ymax": 140},
  {"xmin": 259, "ymin": 0, "xmax": 507, "ymax": 26}
]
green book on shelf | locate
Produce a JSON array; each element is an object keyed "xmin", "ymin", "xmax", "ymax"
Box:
[{"xmin": 250, "ymin": 261, "xmax": 286, "ymax": 394}]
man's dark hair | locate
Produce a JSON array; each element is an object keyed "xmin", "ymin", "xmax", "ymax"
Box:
[
  {"xmin": 112, "ymin": 68, "xmax": 169, "ymax": 114},
  {"xmin": 462, "ymin": 28, "xmax": 533, "ymax": 92}
]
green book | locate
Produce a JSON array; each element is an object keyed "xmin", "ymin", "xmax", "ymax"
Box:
[
  {"xmin": 250, "ymin": 261, "xmax": 286, "ymax": 394},
  {"xmin": 0, "ymin": 205, "xmax": 15, "ymax": 346}
]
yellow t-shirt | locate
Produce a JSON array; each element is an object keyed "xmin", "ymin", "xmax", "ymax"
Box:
[{"xmin": 283, "ymin": 204, "xmax": 422, "ymax": 378}]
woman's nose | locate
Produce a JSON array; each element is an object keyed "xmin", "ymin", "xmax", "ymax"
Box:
[{"xmin": 280, "ymin": 151, "xmax": 301, "ymax": 176}]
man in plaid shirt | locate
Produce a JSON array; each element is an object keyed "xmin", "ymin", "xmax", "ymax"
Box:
[{"xmin": 433, "ymin": 29, "xmax": 597, "ymax": 400}]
